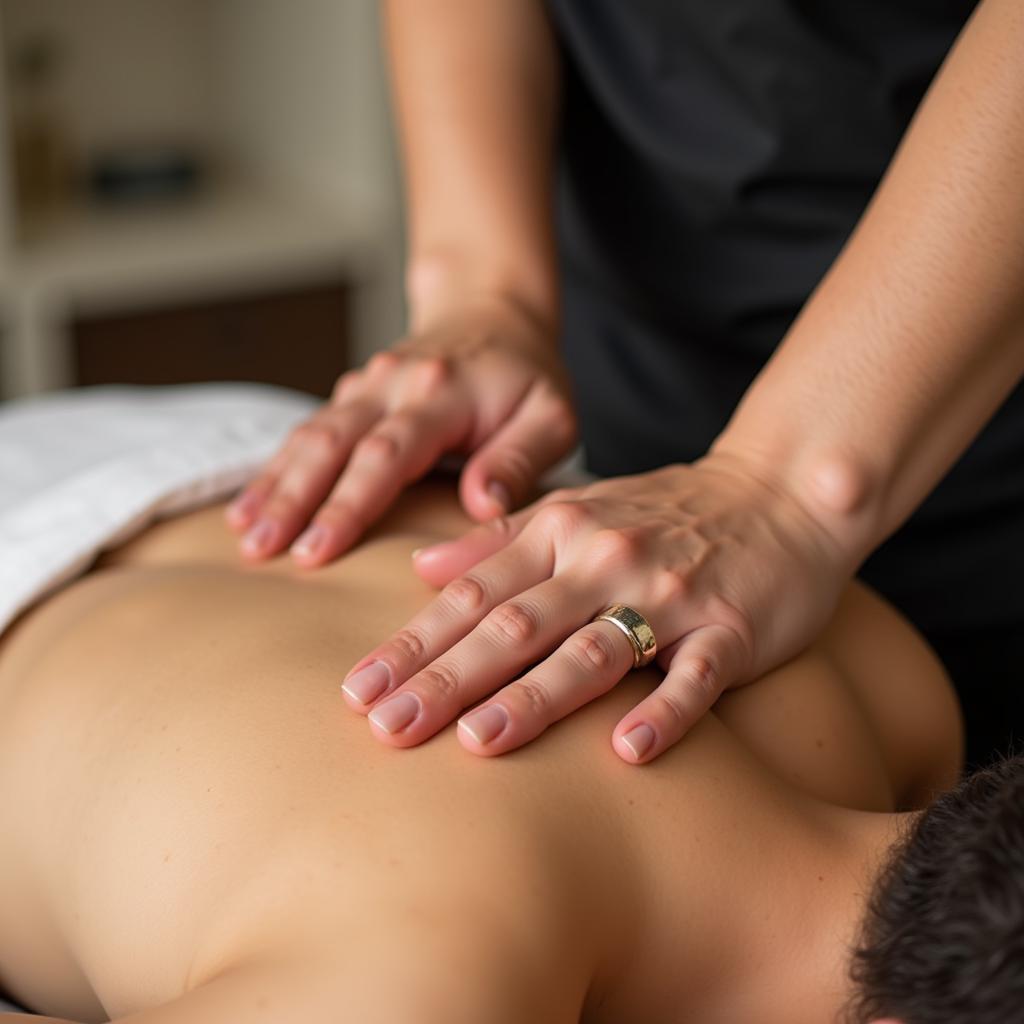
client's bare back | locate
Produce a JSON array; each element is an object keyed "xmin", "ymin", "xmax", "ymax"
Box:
[{"xmin": 0, "ymin": 480, "xmax": 960, "ymax": 1023}]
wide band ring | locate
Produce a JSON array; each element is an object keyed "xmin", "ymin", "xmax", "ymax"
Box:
[{"xmin": 592, "ymin": 604, "xmax": 657, "ymax": 669}]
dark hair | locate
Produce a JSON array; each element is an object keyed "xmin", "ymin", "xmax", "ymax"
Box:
[{"xmin": 848, "ymin": 755, "xmax": 1024, "ymax": 1023}]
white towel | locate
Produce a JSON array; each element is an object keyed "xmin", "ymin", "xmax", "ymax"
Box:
[{"xmin": 0, "ymin": 383, "xmax": 317, "ymax": 638}]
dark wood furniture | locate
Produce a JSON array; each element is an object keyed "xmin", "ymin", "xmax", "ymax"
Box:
[{"xmin": 71, "ymin": 279, "xmax": 350, "ymax": 398}]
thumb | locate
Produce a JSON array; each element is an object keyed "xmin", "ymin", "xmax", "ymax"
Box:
[
  {"xmin": 459, "ymin": 382, "xmax": 577, "ymax": 521},
  {"xmin": 612, "ymin": 623, "xmax": 750, "ymax": 764}
]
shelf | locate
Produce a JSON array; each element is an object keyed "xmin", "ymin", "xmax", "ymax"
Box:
[
  {"xmin": 7, "ymin": 181, "xmax": 390, "ymax": 316},
  {"xmin": 0, "ymin": 0, "xmax": 405, "ymax": 400}
]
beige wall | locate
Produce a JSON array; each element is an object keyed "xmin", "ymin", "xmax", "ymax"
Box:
[
  {"xmin": 0, "ymin": 0, "xmax": 406, "ymax": 386},
  {"xmin": 214, "ymin": 0, "xmax": 400, "ymax": 213},
  {"xmin": 1, "ymin": 0, "xmax": 221, "ymax": 158},
  {"xmin": 211, "ymin": 0, "xmax": 406, "ymax": 357}
]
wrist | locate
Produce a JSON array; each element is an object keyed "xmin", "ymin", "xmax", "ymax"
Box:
[
  {"xmin": 702, "ymin": 435, "xmax": 886, "ymax": 573},
  {"xmin": 406, "ymin": 252, "xmax": 559, "ymax": 340}
]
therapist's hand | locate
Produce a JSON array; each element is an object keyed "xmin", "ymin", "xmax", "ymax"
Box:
[
  {"xmin": 226, "ymin": 300, "xmax": 576, "ymax": 563},
  {"xmin": 341, "ymin": 454, "xmax": 854, "ymax": 763}
]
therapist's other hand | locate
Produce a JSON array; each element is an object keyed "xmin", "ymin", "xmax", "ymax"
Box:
[
  {"xmin": 225, "ymin": 300, "xmax": 576, "ymax": 564},
  {"xmin": 341, "ymin": 455, "xmax": 852, "ymax": 763}
]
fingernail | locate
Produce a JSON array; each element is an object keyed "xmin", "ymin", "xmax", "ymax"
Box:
[
  {"xmin": 487, "ymin": 480, "xmax": 512, "ymax": 513},
  {"xmin": 241, "ymin": 519, "xmax": 277, "ymax": 556},
  {"xmin": 368, "ymin": 692, "xmax": 422, "ymax": 734},
  {"xmin": 342, "ymin": 661, "xmax": 391, "ymax": 705},
  {"xmin": 411, "ymin": 543, "xmax": 444, "ymax": 564},
  {"xmin": 619, "ymin": 723, "xmax": 655, "ymax": 762},
  {"xmin": 458, "ymin": 704, "xmax": 509, "ymax": 745},
  {"xmin": 292, "ymin": 524, "xmax": 328, "ymax": 559}
]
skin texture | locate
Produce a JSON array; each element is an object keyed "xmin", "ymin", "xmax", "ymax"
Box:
[
  {"xmin": 225, "ymin": 0, "xmax": 1024, "ymax": 767},
  {"xmin": 0, "ymin": 482, "xmax": 961, "ymax": 1024}
]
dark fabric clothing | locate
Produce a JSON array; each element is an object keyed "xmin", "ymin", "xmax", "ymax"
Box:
[
  {"xmin": 547, "ymin": 0, "xmax": 1024, "ymax": 761},
  {"xmin": 928, "ymin": 622, "xmax": 1024, "ymax": 772}
]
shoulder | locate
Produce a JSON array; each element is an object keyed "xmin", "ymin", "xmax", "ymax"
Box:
[
  {"xmin": 714, "ymin": 581, "xmax": 962, "ymax": 811},
  {"xmin": 816, "ymin": 582, "xmax": 964, "ymax": 806}
]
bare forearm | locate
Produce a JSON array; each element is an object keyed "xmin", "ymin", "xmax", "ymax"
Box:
[
  {"xmin": 713, "ymin": 0, "xmax": 1024, "ymax": 567},
  {"xmin": 383, "ymin": 0, "xmax": 560, "ymax": 332}
]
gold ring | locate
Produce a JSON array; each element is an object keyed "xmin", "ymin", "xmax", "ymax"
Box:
[{"xmin": 592, "ymin": 604, "xmax": 657, "ymax": 668}]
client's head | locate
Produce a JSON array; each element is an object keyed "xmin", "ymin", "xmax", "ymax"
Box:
[{"xmin": 848, "ymin": 755, "xmax": 1024, "ymax": 1024}]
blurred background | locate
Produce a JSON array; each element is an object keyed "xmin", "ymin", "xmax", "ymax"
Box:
[{"xmin": 0, "ymin": 0, "xmax": 405, "ymax": 402}]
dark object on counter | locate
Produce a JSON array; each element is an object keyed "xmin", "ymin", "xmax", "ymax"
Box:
[{"xmin": 87, "ymin": 148, "xmax": 202, "ymax": 203}]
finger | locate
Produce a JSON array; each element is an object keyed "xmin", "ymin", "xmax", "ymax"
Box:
[
  {"xmin": 410, "ymin": 486, "xmax": 574, "ymax": 589},
  {"xmin": 459, "ymin": 382, "xmax": 577, "ymax": 521},
  {"xmin": 611, "ymin": 624, "xmax": 747, "ymax": 764},
  {"xmin": 225, "ymin": 475, "xmax": 277, "ymax": 533},
  {"xmin": 340, "ymin": 532, "xmax": 557, "ymax": 710},
  {"xmin": 291, "ymin": 401, "xmax": 470, "ymax": 566},
  {"xmin": 359, "ymin": 573, "xmax": 587, "ymax": 748},
  {"xmin": 230, "ymin": 403, "xmax": 369, "ymax": 535},
  {"xmin": 410, "ymin": 504, "xmax": 534, "ymax": 588},
  {"xmin": 239, "ymin": 401, "xmax": 382, "ymax": 560},
  {"xmin": 456, "ymin": 619, "xmax": 635, "ymax": 755}
]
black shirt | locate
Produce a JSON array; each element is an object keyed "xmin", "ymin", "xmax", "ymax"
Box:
[{"xmin": 547, "ymin": 0, "xmax": 1024, "ymax": 638}]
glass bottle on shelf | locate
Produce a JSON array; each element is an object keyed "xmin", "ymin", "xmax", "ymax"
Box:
[{"xmin": 9, "ymin": 32, "xmax": 71, "ymax": 228}]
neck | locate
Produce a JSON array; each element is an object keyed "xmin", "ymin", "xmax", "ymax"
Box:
[
  {"xmin": 595, "ymin": 800, "xmax": 914, "ymax": 1024},
  {"xmin": 753, "ymin": 805, "xmax": 914, "ymax": 1024}
]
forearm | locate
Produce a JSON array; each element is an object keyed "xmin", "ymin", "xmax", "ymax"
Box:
[
  {"xmin": 383, "ymin": 0, "xmax": 560, "ymax": 333},
  {"xmin": 712, "ymin": 0, "xmax": 1024, "ymax": 568}
]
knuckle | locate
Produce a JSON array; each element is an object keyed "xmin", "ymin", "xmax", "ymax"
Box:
[
  {"xmin": 483, "ymin": 514, "xmax": 515, "ymax": 541},
  {"xmin": 569, "ymin": 628, "xmax": 619, "ymax": 672},
  {"xmin": 486, "ymin": 600, "xmax": 540, "ymax": 645},
  {"xmin": 653, "ymin": 567, "xmax": 690, "ymax": 605},
  {"xmin": 292, "ymin": 421, "xmax": 343, "ymax": 459},
  {"xmin": 442, "ymin": 575, "xmax": 489, "ymax": 616},
  {"xmin": 331, "ymin": 370, "xmax": 361, "ymax": 402},
  {"xmin": 417, "ymin": 663, "xmax": 462, "ymax": 702},
  {"xmin": 382, "ymin": 408, "xmax": 419, "ymax": 438},
  {"xmin": 536, "ymin": 500, "xmax": 589, "ymax": 538},
  {"xmin": 355, "ymin": 431, "xmax": 401, "ymax": 463},
  {"xmin": 588, "ymin": 527, "xmax": 642, "ymax": 568},
  {"xmin": 681, "ymin": 655, "xmax": 720, "ymax": 704},
  {"xmin": 389, "ymin": 627, "xmax": 429, "ymax": 665},
  {"xmin": 508, "ymin": 678, "xmax": 551, "ymax": 718},
  {"xmin": 656, "ymin": 689, "xmax": 692, "ymax": 732},
  {"xmin": 414, "ymin": 356, "xmax": 449, "ymax": 391},
  {"xmin": 319, "ymin": 495, "xmax": 363, "ymax": 530},
  {"xmin": 262, "ymin": 490, "xmax": 299, "ymax": 520},
  {"xmin": 367, "ymin": 350, "xmax": 400, "ymax": 376}
]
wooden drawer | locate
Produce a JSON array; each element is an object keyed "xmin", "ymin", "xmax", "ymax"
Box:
[{"xmin": 72, "ymin": 280, "xmax": 350, "ymax": 398}]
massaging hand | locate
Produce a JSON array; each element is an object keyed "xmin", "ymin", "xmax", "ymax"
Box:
[
  {"xmin": 226, "ymin": 301, "xmax": 576, "ymax": 562},
  {"xmin": 341, "ymin": 455, "xmax": 852, "ymax": 763}
]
